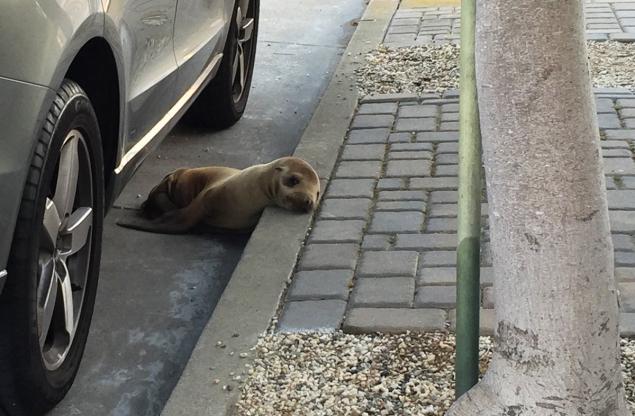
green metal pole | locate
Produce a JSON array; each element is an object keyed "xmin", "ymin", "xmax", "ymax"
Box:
[{"xmin": 456, "ymin": 0, "xmax": 482, "ymax": 399}]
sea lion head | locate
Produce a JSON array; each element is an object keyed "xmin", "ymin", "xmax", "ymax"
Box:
[{"xmin": 272, "ymin": 157, "xmax": 320, "ymax": 213}]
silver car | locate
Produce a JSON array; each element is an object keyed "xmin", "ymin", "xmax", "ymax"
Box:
[{"xmin": 0, "ymin": 1, "xmax": 258, "ymax": 413}]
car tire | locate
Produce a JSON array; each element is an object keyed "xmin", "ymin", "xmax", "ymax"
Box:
[
  {"xmin": 0, "ymin": 79, "xmax": 104, "ymax": 416},
  {"xmin": 187, "ymin": 0, "xmax": 260, "ymax": 129}
]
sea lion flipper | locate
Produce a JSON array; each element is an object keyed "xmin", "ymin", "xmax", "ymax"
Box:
[{"xmin": 116, "ymin": 200, "xmax": 204, "ymax": 234}]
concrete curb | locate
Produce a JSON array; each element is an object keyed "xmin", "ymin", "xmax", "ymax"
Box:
[{"xmin": 160, "ymin": 1, "xmax": 398, "ymax": 415}]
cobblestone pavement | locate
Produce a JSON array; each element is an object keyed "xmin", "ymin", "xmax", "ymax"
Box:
[
  {"xmin": 276, "ymin": 1, "xmax": 635, "ymax": 336},
  {"xmin": 383, "ymin": 2, "xmax": 635, "ymax": 47},
  {"xmin": 277, "ymin": 89, "xmax": 635, "ymax": 336}
]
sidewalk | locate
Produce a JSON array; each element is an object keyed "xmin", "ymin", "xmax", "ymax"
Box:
[{"xmin": 276, "ymin": 0, "xmax": 635, "ymax": 336}]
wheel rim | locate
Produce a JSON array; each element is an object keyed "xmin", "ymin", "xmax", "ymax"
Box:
[
  {"xmin": 231, "ymin": 1, "xmax": 255, "ymax": 103},
  {"xmin": 37, "ymin": 129, "xmax": 93, "ymax": 371}
]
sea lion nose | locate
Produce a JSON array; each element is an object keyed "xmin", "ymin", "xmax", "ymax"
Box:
[{"xmin": 304, "ymin": 198, "xmax": 314, "ymax": 212}]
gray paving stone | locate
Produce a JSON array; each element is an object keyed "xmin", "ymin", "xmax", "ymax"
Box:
[
  {"xmin": 351, "ymin": 114, "xmax": 395, "ymax": 129},
  {"xmin": 309, "ymin": 220, "xmax": 365, "ymax": 243},
  {"xmin": 595, "ymin": 98, "xmax": 616, "ymax": 113},
  {"xmin": 343, "ymin": 308, "xmax": 447, "ymax": 334},
  {"xmin": 370, "ymin": 211, "xmax": 425, "ymax": 233},
  {"xmin": 388, "ymin": 25, "xmax": 419, "ymax": 34},
  {"xmin": 441, "ymin": 103, "xmax": 459, "ymax": 112},
  {"xmin": 421, "ymin": 250, "xmax": 456, "ymax": 266},
  {"xmin": 616, "ymin": 10, "xmax": 635, "ymax": 18},
  {"xmin": 341, "ymin": 144, "xmax": 386, "ymax": 161},
  {"xmin": 394, "ymin": 117, "xmax": 437, "ymax": 132},
  {"xmin": 623, "ymin": 119, "xmax": 635, "ymax": 129},
  {"xmin": 326, "ymin": 179, "xmax": 375, "ymax": 198},
  {"xmin": 319, "ymin": 198, "xmax": 372, "ymax": 220},
  {"xmin": 410, "ymin": 177, "xmax": 459, "ymax": 189},
  {"xmin": 617, "ymin": 268, "xmax": 635, "ymax": 282},
  {"xmin": 385, "ymin": 159, "xmax": 433, "ymax": 177},
  {"xmin": 384, "ymin": 34, "xmax": 417, "ymax": 44},
  {"xmin": 607, "ymin": 190, "xmax": 635, "ymax": 209},
  {"xmin": 448, "ymin": 308, "xmax": 495, "ymax": 336},
  {"xmin": 602, "ymin": 140, "xmax": 630, "ymax": 149},
  {"xmin": 429, "ymin": 190, "xmax": 458, "ymax": 203},
  {"xmin": 435, "ymin": 164, "xmax": 458, "ymax": 176},
  {"xmin": 609, "ymin": 33, "xmax": 635, "ymax": 41},
  {"xmin": 416, "ymin": 131, "xmax": 459, "ymax": 142},
  {"xmin": 597, "ymin": 113, "xmax": 622, "ymax": 129},
  {"xmin": 586, "ymin": 33, "xmax": 609, "ymax": 40},
  {"xmin": 299, "ymin": 243, "xmax": 359, "ymax": 271},
  {"xmin": 436, "ymin": 154, "xmax": 458, "ymax": 165},
  {"xmin": 622, "ymin": 313, "xmax": 635, "ymax": 336},
  {"xmin": 388, "ymin": 150, "xmax": 434, "ymax": 160},
  {"xmin": 616, "ymin": 251, "xmax": 635, "ymax": 266},
  {"xmin": 351, "ymin": 277, "xmax": 415, "ymax": 307},
  {"xmin": 437, "ymin": 142, "xmax": 458, "ymax": 153},
  {"xmin": 348, "ymin": 128, "xmax": 390, "ymax": 144},
  {"xmin": 398, "ymin": 105, "xmax": 438, "ymax": 118},
  {"xmin": 391, "ymin": 143, "xmax": 434, "ymax": 151},
  {"xmin": 441, "ymin": 112, "xmax": 459, "ymax": 121},
  {"xmin": 606, "ymin": 177, "xmax": 618, "ymax": 190},
  {"xmin": 362, "ymin": 234, "xmax": 393, "ymax": 250},
  {"xmin": 603, "ymin": 148, "xmax": 632, "ymax": 158},
  {"xmin": 392, "ymin": 17, "xmax": 421, "ymax": 25},
  {"xmin": 378, "ymin": 190, "xmax": 427, "ymax": 201},
  {"xmin": 426, "ymin": 218, "xmax": 457, "ymax": 232},
  {"xmin": 388, "ymin": 132, "xmax": 413, "ymax": 143},
  {"xmin": 395, "ymin": 233, "xmax": 457, "ymax": 250},
  {"xmin": 288, "ymin": 270, "xmax": 354, "ymax": 300},
  {"xmin": 335, "ymin": 160, "xmax": 383, "ymax": 178},
  {"xmin": 617, "ymin": 98, "xmax": 635, "ymax": 108},
  {"xmin": 358, "ymin": 250, "xmax": 419, "ymax": 277},
  {"xmin": 278, "ymin": 300, "xmax": 347, "ymax": 332},
  {"xmin": 428, "ymin": 203, "xmax": 488, "ymax": 217},
  {"xmin": 360, "ymin": 93, "xmax": 418, "ymax": 103},
  {"xmin": 603, "ymin": 158, "xmax": 635, "ymax": 175},
  {"xmin": 357, "ymin": 102, "xmax": 398, "ymax": 115},
  {"xmin": 415, "ymin": 285, "xmax": 456, "ymax": 308},
  {"xmin": 417, "ymin": 267, "xmax": 494, "ymax": 286},
  {"xmin": 620, "ymin": 108, "xmax": 635, "ymax": 118},
  {"xmin": 440, "ymin": 121, "xmax": 459, "ymax": 131},
  {"xmin": 375, "ymin": 200, "xmax": 427, "ymax": 212},
  {"xmin": 620, "ymin": 283, "xmax": 635, "ymax": 312},
  {"xmin": 604, "ymin": 129, "xmax": 635, "ymax": 140},
  {"xmin": 377, "ymin": 178, "xmax": 403, "ymax": 190},
  {"xmin": 610, "ymin": 211, "xmax": 635, "ymax": 233}
]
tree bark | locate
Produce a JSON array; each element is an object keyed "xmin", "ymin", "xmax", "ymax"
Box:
[{"xmin": 446, "ymin": 1, "xmax": 629, "ymax": 414}]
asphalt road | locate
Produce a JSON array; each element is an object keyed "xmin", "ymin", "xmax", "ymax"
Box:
[{"xmin": 49, "ymin": 1, "xmax": 366, "ymax": 415}]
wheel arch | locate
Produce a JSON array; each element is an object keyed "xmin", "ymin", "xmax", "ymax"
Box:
[{"xmin": 64, "ymin": 38, "xmax": 123, "ymax": 207}]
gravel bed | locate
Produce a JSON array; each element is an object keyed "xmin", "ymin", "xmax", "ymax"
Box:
[
  {"xmin": 356, "ymin": 42, "xmax": 635, "ymax": 96},
  {"xmin": 234, "ymin": 332, "xmax": 635, "ymax": 415}
]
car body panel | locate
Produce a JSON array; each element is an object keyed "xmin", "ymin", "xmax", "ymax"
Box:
[
  {"xmin": 0, "ymin": 0, "xmax": 103, "ymax": 88},
  {"xmin": 104, "ymin": 0, "xmax": 179, "ymax": 153},
  {"xmin": 0, "ymin": 0, "xmax": 234, "ymax": 291},
  {"xmin": 172, "ymin": 0, "xmax": 230, "ymax": 98}
]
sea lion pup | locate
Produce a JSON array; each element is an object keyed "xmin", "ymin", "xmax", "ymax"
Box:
[{"xmin": 117, "ymin": 157, "xmax": 320, "ymax": 234}]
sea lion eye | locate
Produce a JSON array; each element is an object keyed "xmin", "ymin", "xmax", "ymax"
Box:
[{"xmin": 285, "ymin": 175, "xmax": 300, "ymax": 187}]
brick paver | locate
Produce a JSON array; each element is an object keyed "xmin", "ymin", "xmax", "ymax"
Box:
[
  {"xmin": 276, "ymin": 2, "xmax": 635, "ymax": 334},
  {"xmin": 383, "ymin": 2, "xmax": 635, "ymax": 47}
]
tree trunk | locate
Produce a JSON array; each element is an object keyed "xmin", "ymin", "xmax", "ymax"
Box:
[{"xmin": 446, "ymin": 1, "xmax": 629, "ymax": 414}]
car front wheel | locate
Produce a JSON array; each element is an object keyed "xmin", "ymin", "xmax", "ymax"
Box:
[{"xmin": 0, "ymin": 79, "xmax": 104, "ymax": 415}]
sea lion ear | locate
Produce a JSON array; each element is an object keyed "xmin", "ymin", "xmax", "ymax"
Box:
[{"xmin": 275, "ymin": 166, "xmax": 283, "ymax": 171}]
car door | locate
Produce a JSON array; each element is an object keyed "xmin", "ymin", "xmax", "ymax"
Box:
[
  {"xmin": 106, "ymin": 0, "xmax": 179, "ymax": 151},
  {"xmin": 172, "ymin": 0, "xmax": 233, "ymax": 97}
]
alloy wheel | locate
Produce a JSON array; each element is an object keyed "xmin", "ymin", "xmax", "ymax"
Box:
[
  {"xmin": 232, "ymin": 2, "xmax": 256, "ymax": 103},
  {"xmin": 37, "ymin": 129, "xmax": 94, "ymax": 371}
]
